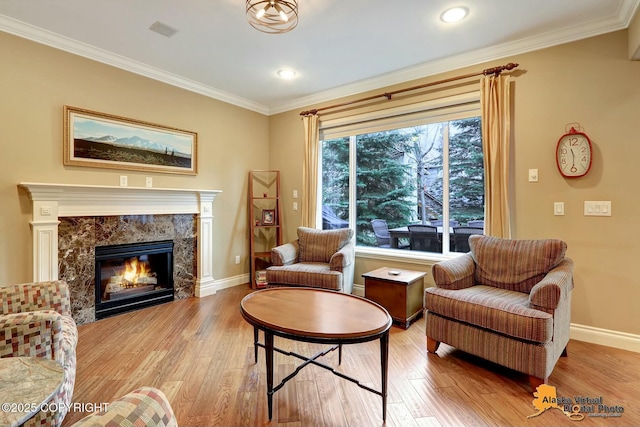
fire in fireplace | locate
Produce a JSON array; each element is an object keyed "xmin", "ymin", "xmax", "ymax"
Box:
[{"xmin": 95, "ymin": 240, "xmax": 174, "ymax": 319}]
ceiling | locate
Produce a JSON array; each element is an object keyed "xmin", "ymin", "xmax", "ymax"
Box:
[{"xmin": 1, "ymin": 0, "xmax": 638, "ymax": 115}]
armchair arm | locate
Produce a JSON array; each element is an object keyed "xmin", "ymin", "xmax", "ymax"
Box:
[
  {"xmin": 0, "ymin": 280, "xmax": 71, "ymax": 316},
  {"xmin": 0, "ymin": 311, "xmax": 63, "ymax": 362},
  {"xmin": 271, "ymin": 241, "xmax": 299, "ymax": 266},
  {"xmin": 329, "ymin": 240, "xmax": 355, "ymax": 271},
  {"xmin": 431, "ymin": 254, "xmax": 476, "ymax": 290},
  {"xmin": 529, "ymin": 258, "xmax": 574, "ymax": 311}
]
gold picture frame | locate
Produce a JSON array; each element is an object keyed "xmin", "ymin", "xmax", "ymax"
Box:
[{"xmin": 63, "ymin": 106, "xmax": 197, "ymax": 175}]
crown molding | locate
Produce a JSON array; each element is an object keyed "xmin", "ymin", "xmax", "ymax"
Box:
[{"xmin": 0, "ymin": 14, "xmax": 270, "ymax": 115}]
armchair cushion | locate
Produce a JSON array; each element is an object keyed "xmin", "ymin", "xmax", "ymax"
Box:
[
  {"xmin": 469, "ymin": 235, "xmax": 567, "ymax": 293},
  {"xmin": 266, "ymin": 263, "xmax": 343, "ymax": 290},
  {"xmin": 298, "ymin": 227, "xmax": 353, "ymax": 263},
  {"xmin": 425, "ymin": 285, "xmax": 553, "ymax": 343}
]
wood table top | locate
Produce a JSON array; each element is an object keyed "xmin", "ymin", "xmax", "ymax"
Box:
[
  {"xmin": 362, "ymin": 267, "xmax": 427, "ymax": 284},
  {"xmin": 240, "ymin": 287, "xmax": 392, "ymax": 340}
]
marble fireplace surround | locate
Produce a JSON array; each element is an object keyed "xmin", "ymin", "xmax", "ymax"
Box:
[{"xmin": 19, "ymin": 182, "xmax": 222, "ymax": 306}]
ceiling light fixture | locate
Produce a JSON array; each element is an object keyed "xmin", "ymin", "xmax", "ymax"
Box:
[
  {"xmin": 277, "ymin": 69, "xmax": 296, "ymax": 79},
  {"xmin": 246, "ymin": 0, "xmax": 298, "ymax": 34},
  {"xmin": 440, "ymin": 6, "xmax": 469, "ymax": 23}
]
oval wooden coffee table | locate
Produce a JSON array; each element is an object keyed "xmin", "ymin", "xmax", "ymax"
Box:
[{"xmin": 240, "ymin": 287, "xmax": 393, "ymax": 422}]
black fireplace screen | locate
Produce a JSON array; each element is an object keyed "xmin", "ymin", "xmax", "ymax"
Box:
[{"xmin": 95, "ymin": 240, "xmax": 174, "ymax": 319}]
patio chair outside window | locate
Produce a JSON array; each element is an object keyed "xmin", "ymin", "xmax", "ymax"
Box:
[
  {"xmin": 408, "ymin": 224, "xmax": 441, "ymax": 252},
  {"xmin": 452, "ymin": 226, "xmax": 484, "ymax": 252}
]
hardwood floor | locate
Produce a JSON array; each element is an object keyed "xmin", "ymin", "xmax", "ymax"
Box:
[{"xmin": 63, "ymin": 285, "xmax": 640, "ymax": 427}]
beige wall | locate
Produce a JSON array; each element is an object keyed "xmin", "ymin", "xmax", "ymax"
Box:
[
  {"xmin": 269, "ymin": 30, "xmax": 640, "ymax": 336},
  {"xmin": 0, "ymin": 31, "xmax": 269, "ymax": 286}
]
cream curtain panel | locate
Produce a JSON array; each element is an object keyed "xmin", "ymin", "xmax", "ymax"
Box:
[
  {"xmin": 301, "ymin": 114, "xmax": 320, "ymax": 228},
  {"xmin": 481, "ymin": 74, "xmax": 511, "ymax": 238}
]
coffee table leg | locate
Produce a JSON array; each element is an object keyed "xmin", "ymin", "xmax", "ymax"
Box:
[
  {"xmin": 380, "ymin": 331, "xmax": 389, "ymax": 422},
  {"xmin": 265, "ymin": 330, "xmax": 274, "ymax": 420},
  {"xmin": 253, "ymin": 327, "xmax": 259, "ymax": 363}
]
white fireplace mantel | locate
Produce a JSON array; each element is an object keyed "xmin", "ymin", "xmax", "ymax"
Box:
[{"xmin": 19, "ymin": 182, "xmax": 222, "ymax": 297}]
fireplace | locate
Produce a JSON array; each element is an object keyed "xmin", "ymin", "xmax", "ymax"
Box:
[
  {"xmin": 19, "ymin": 182, "xmax": 222, "ymax": 325},
  {"xmin": 95, "ymin": 240, "xmax": 174, "ymax": 320}
]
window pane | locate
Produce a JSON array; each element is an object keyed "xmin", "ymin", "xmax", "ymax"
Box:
[
  {"xmin": 449, "ymin": 117, "xmax": 485, "ymax": 253},
  {"xmin": 321, "ymin": 137, "xmax": 349, "ymax": 230},
  {"xmin": 355, "ymin": 130, "xmax": 415, "ymax": 247}
]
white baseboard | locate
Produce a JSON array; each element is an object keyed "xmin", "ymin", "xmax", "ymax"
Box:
[
  {"xmin": 195, "ymin": 278, "xmax": 216, "ymax": 297},
  {"xmin": 352, "ymin": 283, "xmax": 365, "ymax": 297},
  {"xmin": 216, "ymin": 273, "xmax": 251, "ymax": 291},
  {"xmin": 570, "ymin": 323, "xmax": 640, "ymax": 353},
  {"xmin": 195, "ymin": 273, "xmax": 250, "ymax": 297}
]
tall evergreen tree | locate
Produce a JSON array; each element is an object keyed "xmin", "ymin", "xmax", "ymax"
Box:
[
  {"xmin": 355, "ymin": 132, "xmax": 415, "ymax": 245},
  {"xmin": 448, "ymin": 117, "xmax": 484, "ymax": 223}
]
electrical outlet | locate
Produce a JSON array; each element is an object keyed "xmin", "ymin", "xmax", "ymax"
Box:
[
  {"xmin": 145, "ymin": 177, "xmax": 153, "ymax": 188},
  {"xmin": 119, "ymin": 176, "xmax": 128, "ymax": 187},
  {"xmin": 293, "ymin": 190, "xmax": 298, "ymax": 198},
  {"xmin": 528, "ymin": 169, "xmax": 538, "ymax": 182},
  {"xmin": 293, "ymin": 202, "xmax": 298, "ymax": 211},
  {"xmin": 235, "ymin": 255, "xmax": 240, "ymax": 264}
]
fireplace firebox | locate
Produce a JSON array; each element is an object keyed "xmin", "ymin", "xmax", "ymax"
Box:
[{"xmin": 95, "ymin": 240, "xmax": 174, "ymax": 320}]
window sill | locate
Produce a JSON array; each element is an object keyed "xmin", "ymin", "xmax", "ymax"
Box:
[{"xmin": 355, "ymin": 246, "xmax": 463, "ymax": 266}]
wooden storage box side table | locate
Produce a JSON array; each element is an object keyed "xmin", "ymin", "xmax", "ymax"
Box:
[{"xmin": 362, "ymin": 267, "xmax": 427, "ymax": 329}]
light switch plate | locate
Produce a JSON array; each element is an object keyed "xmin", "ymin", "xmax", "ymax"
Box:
[
  {"xmin": 584, "ymin": 201, "xmax": 612, "ymax": 216},
  {"xmin": 119, "ymin": 176, "xmax": 128, "ymax": 187},
  {"xmin": 554, "ymin": 202, "xmax": 564, "ymax": 216}
]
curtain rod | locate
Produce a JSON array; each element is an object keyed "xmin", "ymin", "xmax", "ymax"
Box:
[{"xmin": 300, "ymin": 62, "xmax": 519, "ymax": 117}]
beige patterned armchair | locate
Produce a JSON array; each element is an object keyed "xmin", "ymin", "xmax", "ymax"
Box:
[
  {"xmin": 425, "ymin": 235, "xmax": 573, "ymax": 390},
  {"xmin": 266, "ymin": 227, "xmax": 355, "ymax": 293},
  {"xmin": 70, "ymin": 387, "xmax": 176, "ymax": 427},
  {"xmin": 0, "ymin": 280, "xmax": 78, "ymax": 426}
]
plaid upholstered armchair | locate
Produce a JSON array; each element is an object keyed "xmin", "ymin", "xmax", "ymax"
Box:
[
  {"xmin": 425, "ymin": 235, "xmax": 573, "ymax": 390},
  {"xmin": 266, "ymin": 227, "xmax": 355, "ymax": 293},
  {"xmin": 0, "ymin": 280, "xmax": 78, "ymax": 426}
]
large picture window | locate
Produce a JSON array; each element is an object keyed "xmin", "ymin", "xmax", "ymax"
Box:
[{"xmin": 320, "ymin": 106, "xmax": 484, "ymax": 256}]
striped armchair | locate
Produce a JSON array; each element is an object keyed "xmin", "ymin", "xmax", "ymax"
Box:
[
  {"xmin": 0, "ymin": 280, "xmax": 78, "ymax": 426},
  {"xmin": 425, "ymin": 235, "xmax": 573, "ymax": 390},
  {"xmin": 266, "ymin": 227, "xmax": 355, "ymax": 293}
]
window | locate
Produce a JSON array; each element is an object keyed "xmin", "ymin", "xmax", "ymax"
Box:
[{"xmin": 320, "ymin": 100, "xmax": 484, "ymax": 256}]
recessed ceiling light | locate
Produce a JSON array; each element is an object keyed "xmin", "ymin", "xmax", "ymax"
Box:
[
  {"xmin": 277, "ymin": 69, "xmax": 296, "ymax": 80},
  {"xmin": 440, "ymin": 6, "xmax": 469, "ymax": 23}
]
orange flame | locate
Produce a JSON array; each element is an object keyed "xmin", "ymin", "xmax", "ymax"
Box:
[{"xmin": 122, "ymin": 258, "xmax": 152, "ymax": 284}]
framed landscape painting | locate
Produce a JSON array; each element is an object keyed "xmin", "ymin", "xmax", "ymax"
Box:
[{"xmin": 63, "ymin": 106, "xmax": 197, "ymax": 175}]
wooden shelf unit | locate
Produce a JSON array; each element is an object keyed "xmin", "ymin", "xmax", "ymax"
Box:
[{"xmin": 248, "ymin": 170, "xmax": 283, "ymax": 289}]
